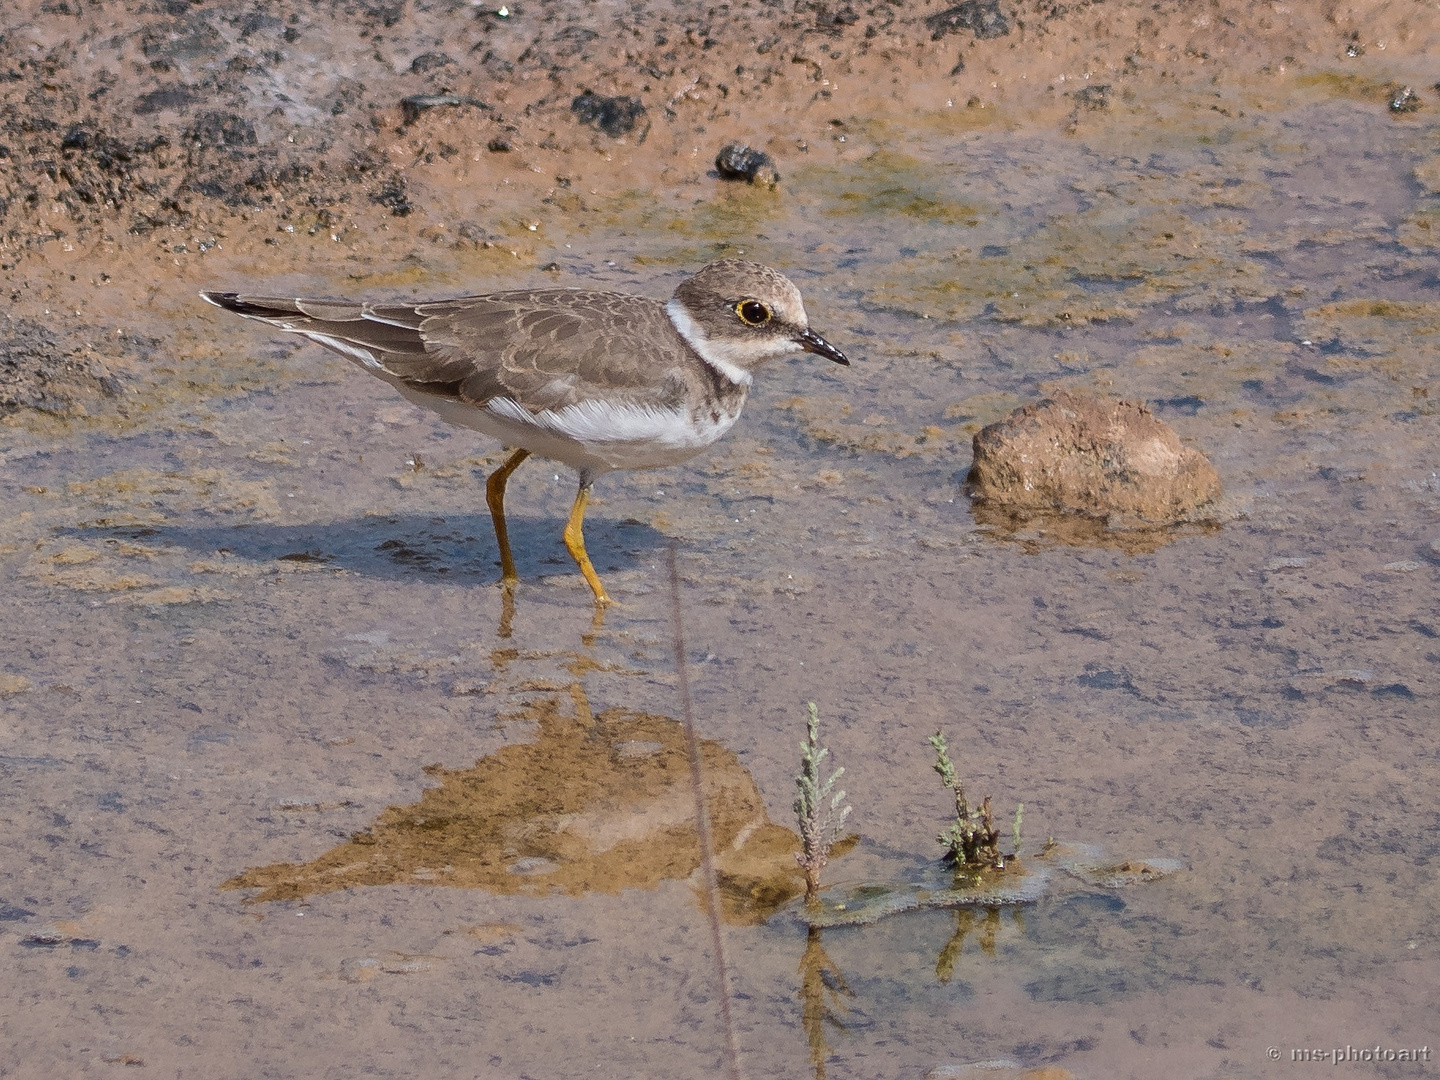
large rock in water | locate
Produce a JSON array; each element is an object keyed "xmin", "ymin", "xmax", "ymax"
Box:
[{"xmin": 968, "ymin": 391, "xmax": 1221, "ymax": 525}]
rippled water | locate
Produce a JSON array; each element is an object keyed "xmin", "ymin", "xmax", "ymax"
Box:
[{"xmin": 3, "ymin": 78, "xmax": 1438, "ymax": 1078}]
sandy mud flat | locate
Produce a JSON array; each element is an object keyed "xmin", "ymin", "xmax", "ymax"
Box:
[{"xmin": 2, "ymin": 2, "xmax": 1438, "ymax": 1078}]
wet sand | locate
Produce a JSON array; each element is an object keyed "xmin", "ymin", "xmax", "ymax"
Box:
[{"xmin": 3, "ymin": 2, "xmax": 1440, "ymax": 1078}]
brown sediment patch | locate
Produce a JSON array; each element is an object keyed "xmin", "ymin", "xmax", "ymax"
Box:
[{"xmin": 968, "ymin": 390, "xmax": 1223, "ymax": 532}]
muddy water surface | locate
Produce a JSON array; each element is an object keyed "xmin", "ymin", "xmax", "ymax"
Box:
[{"xmin": 3, "ymin": 76, "xmax": 1439, "ymax": 1080}]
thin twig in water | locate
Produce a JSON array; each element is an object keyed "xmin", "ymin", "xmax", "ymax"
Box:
[{"xmin": 667, "ymin": 542, "xmax": 743, "ymax": 1080}]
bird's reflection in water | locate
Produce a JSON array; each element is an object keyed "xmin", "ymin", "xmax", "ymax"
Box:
[{"xmin": 223, "ymin": 650, "xmax": 813, "ymax": 922}]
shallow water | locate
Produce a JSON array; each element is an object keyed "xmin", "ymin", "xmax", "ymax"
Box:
[{"xmin": 3, "ymin": 78, "xmax": 1439, "ymax": 1079}]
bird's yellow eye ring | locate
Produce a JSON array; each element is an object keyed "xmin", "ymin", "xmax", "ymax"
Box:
[{"xmin": 736, "ymin": 300, "xmax": 771, "ymax": 326}]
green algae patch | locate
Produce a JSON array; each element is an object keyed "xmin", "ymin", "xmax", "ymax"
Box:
[
  {"xmin": 1292, "ymin": 72, "xmax": 1406, "ymax": 106},
  {"xmin": 810, "ymin": 150, "xmax": 983, "ymax": 225},
  {"xmin": 1301, "ymin": 298, "xmax": 1440, "ymax": 366},
  {"xmin": 1398, "ymin": 208, "xmax": 1440, "ymax": 252},
  {"xmin": 1297, "ymin": 300, "xmax": 1440, "ymax": 410},
  {"xmin": 667, "ymin": 188, "xmax": 785, "ymax": 240},
  {"xmin": 863, "ymin": 191, "xmax": 1276, "ymax": 326}
]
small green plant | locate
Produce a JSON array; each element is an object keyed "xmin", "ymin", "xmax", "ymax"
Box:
[
  {"xmin": 794, "ymin": 702, "xmax": 852, "ymax": 901},
  {"xmin": 929, "ymin": 729, "xmax": 1022, "ymax": 869}
]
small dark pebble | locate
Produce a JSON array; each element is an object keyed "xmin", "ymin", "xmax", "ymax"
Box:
[
  {"xmin": 1073, "ymin": 84, "xmax": 1112, "ymax": 111},
  {"xmin": 456, "ymin": 222, "xmax": 497, "ymax": 244},
  {"xmin": 135, "ymin": 84, "xmax": 198, "ymax": 115},
  {"xmin": 715, "ymin": 142, "xmax": 780, "ymax": 187},
  {"xmin": 1389, "ymin": 86, "xmax": 1421, "ymax": 113},
  {"xmin": 238, "ymin": 12, "xmax": 282, "ymax": 39},
  {"xmin": 400, "ymin": 93, "xmax": 491, "ymax": 126},
  {"xmin": 815, "ymin": 5, "xmax": 859, "ymax": 29},
  {"xmin": 1372, "ymin": 683, "xmax": 1415, "ymax": 699},
  {"xmin": 372, "ymin": 179, "xmax": 413, "ymax": 217},
  {"xmin": 409, "ymin": 52, "xmax": 455, "ymax": 74},
  {"xmin": 570, "ymin": 91, "xmax": 648, "ymax": 138},
  {"xmin": 487, "ymin": 136, "xmax": 512, "ymax": 152},
  {"xmin": 1077, "ymin": 667, "xmax": 1136, "ymax": 692},
  {"xmin": 926, "ymin": 0, "xmax": 1010, "ymax": 41},
  {"xmin": 185, "ymin": 111, "xmax": 256, "ymax": 150},
  {"xmin": 20, "ymin": 933, "xmax": 67, "ymax": 948}
]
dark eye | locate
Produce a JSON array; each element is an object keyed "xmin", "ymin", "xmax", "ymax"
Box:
[{"xmin": 736, "ymin": 300, "xmax": 771, "ymax": 326}]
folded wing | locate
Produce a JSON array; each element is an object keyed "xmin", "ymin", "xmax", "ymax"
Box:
[{"xmin": 200, "ymin": 290, "xmax": 691, "ymax": 414}]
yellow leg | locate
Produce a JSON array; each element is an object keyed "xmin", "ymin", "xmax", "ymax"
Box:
[
  {"xmin": 563, "ymin": 482, "xmax": 611, "ymax": 606},
  {"xmin": 485, "ymin": 448, "xmax": 530, "ymax": 585}
]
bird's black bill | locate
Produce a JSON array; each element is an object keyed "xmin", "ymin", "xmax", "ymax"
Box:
[{"xmin": 797, "ymin": 327, "xmax": 849, "ymax": 366}]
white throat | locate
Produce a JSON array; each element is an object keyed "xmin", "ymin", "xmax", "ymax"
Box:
[{"xmin": 666, "ymin": 298, "xmax": 754, "ymax": 387}]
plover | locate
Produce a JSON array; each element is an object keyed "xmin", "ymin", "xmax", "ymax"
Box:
[{"xmin": 201, "ymin": 259, "xmax": 848, "ymax": 604}]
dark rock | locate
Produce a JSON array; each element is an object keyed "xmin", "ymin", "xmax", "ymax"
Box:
[
  {"xmin": 20, "ymin": 933, "xmax": 67, "ymax": 948},
  {"xmin": 409, "ymin": 52, "xmax": 455, "ymax": 74},
  {"xmin": 715, "ymin": 142, "xmax": 780, "ymax": 187},
  {"xmin": 1073, "ymin": 84, "xmax": 1111, "ymax": 110},
  {"xmin": 553, "ymin": 26, "xmax": 599, "ymax": 55},
  {"xmin": 487, "ymin": 136, "xmax": 513, "ymax": 152},
  {"xmin": 184, "ymin": 111, "xmax": 257, "ymax": 151},
  {"xmin": 926, "ymin": 1, "xmax": 1010, "ymax": 42},
  {"xmin": 1372, "ymin": 683, "xmax": 1415, "ymax": 699},
  {"xmin": 372, "ymin": 178, "xmax": 413, "ymax": 216},
  {"xmin": 366, "ymin": 1, "xmax": 405, "ymax": 27},
  {"xmin": 399, "ymin": 93, "xmax": 490, "ymax": 126},
  {"xmin": 237, "ymin": 12, "xmax": 283, "ymax": 39},
  {"xmin": 968, "ymin": 391, "xmax": 1222, "ymax": 525},
  {"xmin": 140, "ymin": 16, "xmax": 225, "ymax": 63},
  {"xmin": 456, "ymin": 222, "xmax": 497, "ymax": 245},
  {"xmin": 135, "ymin": 85, "xmax": 198, "ymax": 114},
  {"xmin": 60, "ymin": 125, "xmax": 93, "ymax": 152},
  {"xmin": 570, "ymin": 91, "xmax": 648, "ymax": 138},
  {"xmin": 1389, "ymin": 86, "xmax": 1421, "ymax": 113},
  {"xmin": 1077, "ymin": 666, "xmax": 1137, "ymax": 692},
  {"xmin": 815, "ymin": 5, "xmax": 860, "ymax": 29}
]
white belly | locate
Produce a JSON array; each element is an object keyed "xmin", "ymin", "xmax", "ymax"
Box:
[{"xmin": 391, "ymin": 382, "xmax": 745, "ymax": 475}]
